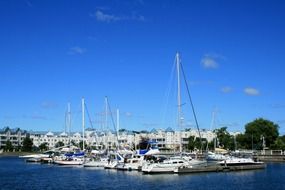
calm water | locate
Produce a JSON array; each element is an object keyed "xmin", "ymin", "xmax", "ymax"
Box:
[{"xmin": 0, "ymin": 156, "xmax": 285, "ymax": 190}]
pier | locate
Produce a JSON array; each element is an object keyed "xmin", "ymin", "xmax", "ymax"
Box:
[{"xmin": 174, "ymin": 164, "xmax": 266, "ymax": 174}]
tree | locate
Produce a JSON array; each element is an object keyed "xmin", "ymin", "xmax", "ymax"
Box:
[
  {"xmin": 270, "ymin": 135, "xmax": 285, "ymax": 150},
  {"xmin": 22, "ymin": 137, "xmax": 33, "ymax": 152},
  {"xmin": 39, "ymin": 142, "xmax": 48, "ymax": 151},
  {"xmin": 214, "ymin": 127, "xmax": 234, "ymax": 150},
  {"xmin": 79, "ymin": 140, "xmax": 88, "ymax": 150},
  {"xmin": 5, "ymin": 140, "xmax": 14, "ymax": 152},
  {"xmin": 187, "ymin": 136, "xmax": 196, "ymax": 151},
  {"xmin": 187, "ymin": 136, "xmax": 208, "ymax": 151},
  {"xmin": 243, "ymin": 118, "xmax": 279, "ymax": 149},
  {"xmin": 55, "ymin": 141, "xmax": 64, "ymax": 148}
]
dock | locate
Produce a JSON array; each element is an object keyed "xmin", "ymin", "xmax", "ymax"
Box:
[{"xmin": 174, "ymin": 164, "xmax": 266, "ymax": 174}]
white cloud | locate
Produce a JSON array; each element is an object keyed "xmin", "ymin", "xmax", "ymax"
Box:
[
  {"xmin": 90, "ymin": 10, "xmax": 145, "ymax": 22},
  {"xmin": 201, "ymin": 53, "xmax": 226, "ymax": 69},
  {"xmin": 92, "ymin": 10, "xmax": 121, "ymax": 22},
  {"xmin": 69, "ymin": 46, "xmax": 86, "ymax": 55},
  {"xmin": 201, "ymin": 56, "xmax": 218, "ymax": 69},
  {"xmin": 125, "ymin": 112, "xmax": 132, "ymax": 117},
  {"xmin": 244, "ymin": 87, "xmax": 260, "ymax": 96},
  {"xmin": 221, "ymin": 86, "xmax": 233, "ymax": 93}
]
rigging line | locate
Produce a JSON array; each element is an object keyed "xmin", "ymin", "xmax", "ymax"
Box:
[
  {"xmin": 84, "ymin": 102, "xmax": 99, "ymax": 144},
  {"xmin": 105, "ymin": 96, "xmax": 119, "ymax": 148},
  {"xmin": 160, "ymin": 58, "xmax": 176, "ymax": 126},
  {"xmin": 180, "ymin": 61, "xmax": 203, "ymax": 152}
]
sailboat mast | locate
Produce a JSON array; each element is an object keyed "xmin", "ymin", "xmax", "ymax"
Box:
[
  {"xmin": 105, "ymin": 96, "xmax": 108, "ymax": 151},
  {"xmin": 210, "ymin": 110, "xmax": 216, "ymax": 151},
  {"xmin": 176, "ymin": 52, "xmax": 182, "ymax": 153},
  {"xmin": 68, "ymin": 102, "xmax": 71, "ymax": 146},
  {"xmin": 82, "ymin": 97, "xmax": 85, "ymax": 151},
  {"xmin": 116, "ymin": 109, "xmax": 120, "ymax": 142}
]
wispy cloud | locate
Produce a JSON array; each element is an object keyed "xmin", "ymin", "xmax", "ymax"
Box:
[
  {"xmin": 142, "ymin": 122, "xmax": 159, "ymax": 128},
  {"xmin": 244, "ymin": 87, "xmax": 260, "ymax": 96},
  {"xmin": 23, "ymin": 113, "xmax": 47, "ymax": 120},
  {"xmin": 189, "ymin": 80, "xmax": 214, "ymax": 86},
  {"xmin": 90, "ymin": 10, "xmax": 145, "ymax": 22},
  {"xmin": 92, "ymin": 10, "xmax": 120, "ymax": 22},
  {"xmin": 221, "ymin": 86, "xmax": 233, "ymax": 93},
  {"xmin": 68, "ymin": 46, "xmax": 86, "ymax": 55},
  {"xmin": 25, "ymin": 0, "xmax": 33, "ymax": 7},
  {"xmin": 218, "ymin": 122, "xmax": 240, "ymax": 128},
  {"xmin": 277, "ymin": 120, "xmax": 285, "ymax": 125},
  {"xmin": 125, "ymin": 112, "xmax": 133, "ymax": 117},
  {"xmin": 270, "ymin": 103, "xmax": 285, "ymax": 109},
  {"xmin": 41, "ymin": 101, "xmax": 58, "ymax": 109},
  {"xmin": 201, "ymin": 53, "xmax": 225, "ymax": 69}
]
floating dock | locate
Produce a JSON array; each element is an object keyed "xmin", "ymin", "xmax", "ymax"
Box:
[{"xmin": 174, "ymin": 164, "xmax": 266, "ymax": 174}]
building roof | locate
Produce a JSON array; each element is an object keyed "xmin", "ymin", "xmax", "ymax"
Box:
[
  {"xmin": 46, "ymin": 131, "xmax": 54, "ymax": 136},
  {"xmin": 165, "ymin": 127, "xmax": 174, "ymax": 132},
  {"xmin": 150, "ymin": 128, "xmax": 158, "ymax": 134}
]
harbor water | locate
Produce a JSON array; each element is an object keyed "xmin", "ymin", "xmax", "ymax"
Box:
[{"xmin": 0, "ymin": 156, "xmax": 285, "ymax": 190}]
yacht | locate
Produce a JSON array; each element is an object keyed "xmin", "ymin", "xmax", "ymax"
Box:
[
  {"xmin": 116, "ymin": 154, "xmax": 144, "ymax": 171},
  {"xmin": 218, "ymin": 157, "xmax": 264, "ymax": 166},
  {"xmin": 141, "ymin": 156, "xmax": 190, "ymax": 174},
  {"xmin": 83, "ymin": 156, "xmax": 108, "ymax": 167}
]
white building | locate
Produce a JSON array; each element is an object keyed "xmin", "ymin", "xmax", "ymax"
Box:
[
  {"xmin": 29, "ymin": 127, "xmax": 216, "ymax": 151},
  {"xmin": 0, "ymin": 127, "xmax": 28, "ymax": 150}
]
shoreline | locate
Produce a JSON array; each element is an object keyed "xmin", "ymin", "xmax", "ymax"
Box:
[{"xmin": 0, "ymin": 152, "xmax": 39, "ymax": 157}]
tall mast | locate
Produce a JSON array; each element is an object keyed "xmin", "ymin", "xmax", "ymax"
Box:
[
  {"xmin": 176, "ymin": 52, "xmax": 182, "ymax": 153},
  {"xmin": 68, "ymin": 102, "xmax": 71, "ymax": 146},
  {"xmin": 82, "ymin": 97, "xmax": 85, "ymax": 151},
  {"xmin": 210, "ymin": 110, "xmax": 216, "ymax": 151},
  {"xmin": 116, "ymin": 109, "xmax": 120, "ymax": 140},
  {"xmin": 105, "ymin": 96, "xmax": 108, "ymax": 150}
]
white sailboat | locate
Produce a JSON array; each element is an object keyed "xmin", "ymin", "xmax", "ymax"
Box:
[
  {"xmin": 142, "ymin": 53, "xmax": 206, "ymax": 173},
  {"xmin": 54, "ymin": 100, "xmax": 85, "ymax": 165}
]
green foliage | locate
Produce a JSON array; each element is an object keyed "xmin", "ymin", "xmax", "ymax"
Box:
[
  {"xmin": 187, "ymin": 136, "xmax": 207, "ymax": 151},
  {"xmin": 22, "ymin": 136, "xmax": 33, "ymax": 152},
  {"xmin": 270, "ymin": 136, "xmax": 285, "ymax": 150},
  {"xmin": 213, "ymin": 127, "xmax": 235, "ymax": 150},
  {"xmin": 55, "ymin": 141, "xmax": 64, "ymax": 148},
  {"xmin": 237, "ymin": 118, "xmax": 279, "ymax": 150},
  {"xmin": 39, "ymin": 142, "xmax": 49, "ymax": 151},
  {"xmin": 5, "ymin": 140, "xmax": 14, "ymax": 152},
  {"xmin": 187, "ymin": 136, "xmax": 196, "ymax": 151},
  {"xmin": 71, "ymin": 140, "xmax": 77, "ymax": 146},
  {"xmin": 79, "ymin": 140, "xmax": 88, "ymax": 150}
]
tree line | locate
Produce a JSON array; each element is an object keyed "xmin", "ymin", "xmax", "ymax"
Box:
[{"xmin": 187, "ymin": 118, "xmax": 285, "ymax": 151}]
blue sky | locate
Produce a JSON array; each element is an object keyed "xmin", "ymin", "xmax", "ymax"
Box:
[{"xmin": 1, "ymin": 0, "xmax": 285, "ymax": 134}]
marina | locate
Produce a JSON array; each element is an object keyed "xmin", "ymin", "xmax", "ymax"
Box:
[
  {"xmin": 1, "ymin": 1, "xmax": 285, "ymax": 190},
  {"xmin": 0, "ymin": 156, "xmax": 284, "ymax": 190}
]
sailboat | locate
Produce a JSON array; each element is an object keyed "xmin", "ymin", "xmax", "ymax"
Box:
[
  {"xmin": 142, "ymin": 53, "xmax": 207, "ymax": 174},
  {"xmin": 54, "ymin": 100, "xmax": 85, "ymax": 165}
]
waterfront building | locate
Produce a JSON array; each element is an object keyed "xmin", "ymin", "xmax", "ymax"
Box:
[
  {"xmin": 1, "ymin": 126, "xmax": 216, "ymax": 151},
  {"xmin": 0, "ymin": 127, "xmax": 28, "ymax": 150}
]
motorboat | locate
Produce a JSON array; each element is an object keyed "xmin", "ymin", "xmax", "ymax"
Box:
[
  {"xmin": 54, "ymin": 157, "xmax": 84, "ymax": 165},
  {"xmin": 142, "ymin": 156, "xmax": 189, "ymax": 173},
  {"xmin": 83, "ymin": 157, "xmax": 108, "ymax": 167},
  {"xmin": 116, "ymin": 154, "xmax": 144, "ymax": 171},
  {"xmin": 218, "ymin": 157, "xmax": 264, "ymax": 166}
]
